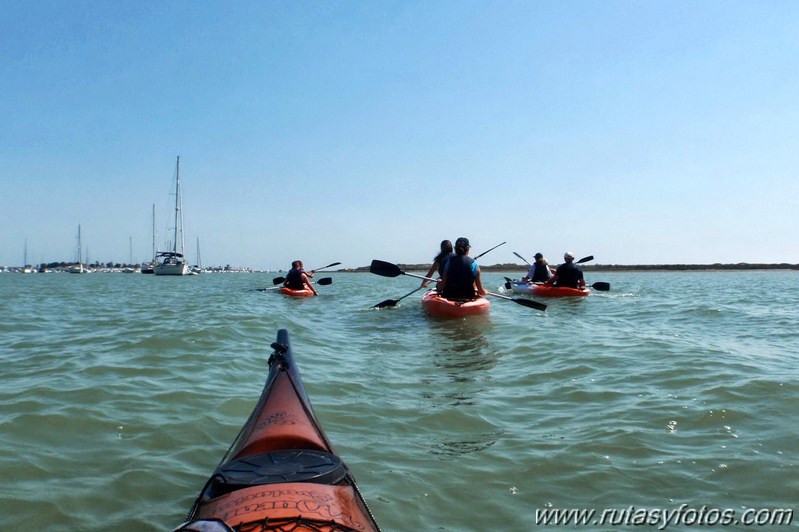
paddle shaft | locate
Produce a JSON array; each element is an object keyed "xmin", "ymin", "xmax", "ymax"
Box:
[
  {"xmin": 486, "ymin": 291, "xmax": 547, "ymax": 311},
  {"xmin": 473, "ymin": 241, "xmax": 506, "ymax": 260}
]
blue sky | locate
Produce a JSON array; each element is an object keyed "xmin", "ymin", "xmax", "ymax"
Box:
[{"xmin": 2, "ymin": 1, "xmax": 798, "ymax": 270}]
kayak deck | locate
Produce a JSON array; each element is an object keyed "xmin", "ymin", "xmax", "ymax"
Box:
[
  {"xmin": 177, "ymin": 330, "xmax": 380, "ymax": 532},
  {"xmin": 421, "ymin": 290, "xmax": 490, "ymax": 318}
]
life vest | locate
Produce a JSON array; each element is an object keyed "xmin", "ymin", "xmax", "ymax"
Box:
[
  {"xmin": 284, "ymin": 268, "xmax": 305, "ymax": 290},
  {"xmin": 442, "ymin": 255, "xmax": 477, "ymax": 299}
]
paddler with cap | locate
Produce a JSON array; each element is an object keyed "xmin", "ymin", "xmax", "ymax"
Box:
[
  {"xmin": 522, "ymin": 252, "xmax": 554, "ymax": 283},
  {"xmin": 439, "ymin": 237, "xmax": 487, "ymax": 299}
]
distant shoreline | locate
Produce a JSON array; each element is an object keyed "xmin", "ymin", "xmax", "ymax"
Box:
[{"xmin": 347, "ymin": 262, "xmax": 799, "ymax": 273}]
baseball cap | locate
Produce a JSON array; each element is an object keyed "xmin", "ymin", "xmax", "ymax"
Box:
[
  {"xmin": 455, "ymin": 237, "xmax": 470, "ymax": 249},
  {"xmin": 564, "ymin": 251, "xmax": 575, "ymax": 259}
]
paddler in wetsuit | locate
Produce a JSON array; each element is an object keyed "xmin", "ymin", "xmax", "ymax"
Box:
[
  {"xmin": 522, "ymin": 252, "xmax": 553, "ymax": 283},
  {"xmin": 283, "ymin": 260, "xmax": 318, "ymax": 295},
  {"xmin": 546, "ymin": 251, "xmax": 585, "ymax": 289},
  {"xmin": 439, "ymin": 237, "xmax": 487, "ymax": 300}
]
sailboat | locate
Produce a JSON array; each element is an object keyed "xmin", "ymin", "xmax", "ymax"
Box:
[
  {"xmin": 154, "ymin": 156, "xmax": 189, "ymax": 276},
  {"xmin": 68, "ymin": 225, "xmax": 87, "ymax": 274},
  {"xmin": 22, "ymin": 239, "xmax": 33, "ymax": 273},
  {"xmin": 190, "ymin": 237, "xmax": 203, "ymax": 274}
]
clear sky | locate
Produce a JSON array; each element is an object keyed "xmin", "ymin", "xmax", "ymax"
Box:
[{"xmin": 2, "ymin": 1, "xmax": 798, "ymax": 270}]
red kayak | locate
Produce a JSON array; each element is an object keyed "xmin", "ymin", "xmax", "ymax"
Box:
[
  {"xmin": 279, "ymin": 286, "xmax": 316, "ymax": 297},
  {"xmin": 176, "ymin": 330, "xmax": 380, "ymax": 532},
  {"xmin": 509, "ymin": 281, "xmax": 589, "ymax": 298},
  {"xmin": 421, "ymin": 290, "xmax": 490, "ymax": 318}
]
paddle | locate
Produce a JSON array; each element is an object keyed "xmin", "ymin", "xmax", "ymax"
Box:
[
  {"xmin": 591, "ymin": 282, "xmax": 610, "ymax": 291},
  {"xmin": 515, "ymin": 252, "xmax": 593, "ymax": 265},
  {"xmin": 373, "ymin": 286, "xmax": 427, "ymax": 309},
  {"xmin": 369, "ymin": 260, "xmax": 438, "ymax": 282},
  {"xmin": 258, "ymin": 277, "xmax": 333, "ymax": 291},
  {"xmin": 473, "ymin": 241, "xmax": 506, "ymax": 260},
  {"xmin": 272, "ymin": 262, "xmax": 341, "ymax": 285},
  {"xmin": 513, "ymin": 252, "xmax": 531, "ymax": 265},
  {"xmin": 486, "ymin": 291, "xmax": 547, "ymax": 311}
]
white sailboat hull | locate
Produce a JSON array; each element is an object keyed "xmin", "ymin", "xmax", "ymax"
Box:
[{"xmin": 154, "ymin": 261, "xmax": 188, "ymax": 276}]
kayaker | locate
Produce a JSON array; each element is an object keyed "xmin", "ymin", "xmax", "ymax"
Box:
[
  {"xmin": 439, "ymin": 237, "xmax": 487, "ymax": 299},
  {"xmin": 421, "ymin": 239, "xmax": 455, "ymax": 288},
  {"xmin": 547, "ymin": 251, "xmax": 585, "ymax": 289},
  {"xmin": 283, "ymin": 260, "xmax": 318, "ymax": 295},
  {"xmin": 522, "ymin": 252, "xmax": 553, "ymax": 283}
]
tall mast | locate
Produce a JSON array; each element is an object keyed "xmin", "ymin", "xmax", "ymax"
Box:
[
  {"xmin": 173, "ymin": 156, "xmax": 181, "ymax": 256},
  {"xmin": 77, "ymin": 224, "xmax": 82, "ymax": 266},
  {"xmin": 151, "ymin": 203, "xmax": 156, "ymax": 262}
]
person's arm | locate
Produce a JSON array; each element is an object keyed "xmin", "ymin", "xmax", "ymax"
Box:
[
  {"xmin": 305, "ymin": 269, "xmax": 315, "ymax": 279},
  {"xmin": 302, "ymin": 273, "xmax": 318, "ymax": 295},
  {"xmin": 475, "ymin": 266, "xmax": 486, "ymax": 296},
  {"xmin": 421, "ymin": 261, "xmax": 437, "ymax": 288},
  {"xmin": 521, "ymin": 265, "xmax": 535, "ymax": 283}
]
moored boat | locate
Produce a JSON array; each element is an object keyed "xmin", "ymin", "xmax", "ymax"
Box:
[
  {"xmin": 509, "ymin": 281, "xmax": 589, "ymax": 298},
  {"xmin": 421, "ymin": 290, "xmax": 490, "ymax": 318},
  {"xmin": 176, "ymin": 329, "xmax": 380, "ymax": 532},
  {"xmin": 155, "ymin": 157, "xmax": 189, "ymax": 276}
]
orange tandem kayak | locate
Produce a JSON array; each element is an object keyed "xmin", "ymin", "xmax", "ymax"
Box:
[
  {"xmin": 421, "ymin": 290, "xmax": 490, "ymax": 318},
  {"xmin": 175, "ymin": 330, "xmax": 380, "ymax": 532},
  {"xmin": 509, "ymin": 281, "xmax": 589, "ymax": 298}
]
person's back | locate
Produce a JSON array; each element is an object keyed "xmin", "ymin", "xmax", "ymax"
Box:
[
  {"xmin": 531, "ymin": 261, "xmax": 551, "ymax": 283},
  {"xmin": 442, "ymin": 255, "xmax": 477, "ymax": 299},
  {"xmin": 284, "ymin": 261, "xmax": 305, "ymax": 289},
  {"xmin": 552, "ymin": 252, "xmax": 584, "ymax": 288}
]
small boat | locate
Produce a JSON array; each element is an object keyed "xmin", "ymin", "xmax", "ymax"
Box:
[
  {"xmin": 421, "ymin": 290, "xmax": 490, "ymax": 318},
  {"xmin": 509, "ymin": 281, "xmax": 589, "ymax": 298},
  {"xmin": 279, "ymin": 286, "xmax": 316, "ymax": 297},
  {"xmin": 176, "ymin": 330, "xmax": 380, "ymax": 532},
  {"xmin": 155, "ymin": 157, "xmax": 189, "ymax": 276}
]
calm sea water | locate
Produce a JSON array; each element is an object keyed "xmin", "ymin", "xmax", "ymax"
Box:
[{"xmin": 1, "ymin": 270, "xmax": 797, "ymax": 531}]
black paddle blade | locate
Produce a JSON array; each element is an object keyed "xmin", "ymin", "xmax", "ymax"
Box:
[
  {"xmin": 272, "ymin": 276, "xmax": 286, "ymax": 285},
  {"xmin": 576, "ymin": 255, "xmax": 594, "ymax": 264},
  {"xmin": 316, "ymin": 262, "xmax": 341, "ymax": 271},
  {"xmin": 514, "ymin": 298, "xmax": 547, "ymax": 311},
  {"xmin": 369, "ymin": 259, "xmax": 403, "ymax": 277},
  {"xmin": 504, "ymin": 281, "xmax": 512, "ymax": 290},
  {"xmin": 373, "ymin": 299, "xmax": 398, "ymax": 309},
  {"xmin": 591, "ymin": 282, "xmax": 610, "ymax": 291},
  {"xmin": 316, "ymin": 277, "xmax": 333, "ymax": 285}
]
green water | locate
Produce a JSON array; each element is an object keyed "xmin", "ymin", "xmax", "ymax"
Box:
[{"xmin": 0, "ymin": 271, "xmax": 797, "ymax": 531}]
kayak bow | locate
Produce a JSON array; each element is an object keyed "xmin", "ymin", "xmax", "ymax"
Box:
[
  {"xmin": 421, "ymin": 290, "xmax": 491, "ymax": 318},
  {"xmin": 176, "ymin": 330, "xmax": 380, "ymax": 532}
]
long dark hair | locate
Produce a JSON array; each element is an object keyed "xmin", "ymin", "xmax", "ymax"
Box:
[{"xmin": 434, "ymin": 240, "xmax": 453, "ymax": 263}]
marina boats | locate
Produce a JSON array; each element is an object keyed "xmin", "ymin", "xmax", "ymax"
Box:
[
  {"xmin": 176, "ymin": 329, "xmax": 381, "ymax": 531},
  {"xmin": 155, "ymin": 157, "xmax": 189, "ymax": 276}
]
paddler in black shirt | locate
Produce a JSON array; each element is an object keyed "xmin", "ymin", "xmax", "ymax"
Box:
[{"xmin": 547, "ymin": 251, "xmax": 585, "ymax": 289}]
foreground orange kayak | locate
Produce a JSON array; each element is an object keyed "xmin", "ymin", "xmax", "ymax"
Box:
[
  {"xmin": 175, "ymin": 330, "xmax": 380, "ymax": 532},
  {"xmin": 421, "ymin": 290, "xmax": 491, "ymax": 318},
  {"xmin": 279, "ymin": 287, "xmax": 316, "ymax": 297}
]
